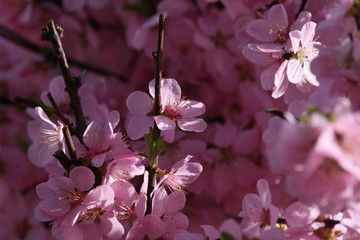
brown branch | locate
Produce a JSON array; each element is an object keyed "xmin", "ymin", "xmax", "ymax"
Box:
[
  {"xmin": 0, "ymin": 24, "xmax": 128, "ymax": 82},
  {"xmin": 146, "ymin": 13, "xmax": 166, "ymax": 215},
  {"xmin": 296, "ymin": 0, "xmax": 308, "ymax": 19},
  {"xmin": 41, "ymin": 20, "xmax": 87, "ymax": 140},
  {"xmin": 47, "ymin": 92, "xmax": 71, "ymax": 126},
  {"xmin": 53, "ymin": 149, "xmax": 72, "ymax": 173},
  {"xmin": 153, "ymin": 13, "xmax": 166, "ymax": 116}
]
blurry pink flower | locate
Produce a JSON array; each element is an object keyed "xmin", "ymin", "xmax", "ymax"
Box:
[
  {"xmin": 63, "ymin": 0, "xmax": 109, "ymax": 12},
  {"xmin": 27, "ymin": 106, "xmax": 64, "ymax": 167},
  {"xmin": 155, "ymin": 155, "xmax": 203, "ymax": 194},
  {"xmin": 246, "ymin": 4, "xmax": 289, "ymax": 44}
]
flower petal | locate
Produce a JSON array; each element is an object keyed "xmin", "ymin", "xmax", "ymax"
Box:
[
  {"xmin": 126, "ymin": 91, "xmax": 153, "ymax": 115},
  {"xmin": 287, "ymin": 58, "xmax": 304, "ymax": 84},
  {"xmin": 177, "ymin": 118, "xmax": 207, "ymax": 132},
  {"xmin": 247, "ymin": 19, "xmax": 273, "ymax": 42},
  {"xmin": 70, "ymin": 166, "xmax": 95, "ymax": 192}
]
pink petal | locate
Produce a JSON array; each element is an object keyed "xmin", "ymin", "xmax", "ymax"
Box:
[
  {"xmin": 154, "ymin": 115, "xmax": 176, "ymax": 131},
  {"xmin": 36, "ymin": 183, "xmax": 57, "ymax": 200},
  {"xmin": 242, "ymin": 44, "xmax": 274, "ymax": 66},
  {"xmin": 274, "ymin": 60, "xmax": 288, "ymax": 87},
  {"xmin": 34, "ymin": 205, "xmax": 56, "ymax": 222},
  {"xmin": 247, "ymin": 19, "xmax": 273, "ymax": 42},
  {"xmin": 303, "ymin": 61, "xmax": 319, "ymax": 86},
  {"xmin": 91, "ymin": 152, "xmax": 107, "ymax": 167},
  {"xmin": 271, "ymin": 79, "xmax": 288, "ymax": 99},
  {"xmin": 126, "ymin": 91, "xmax": 153, "ymax": 115},
  {"xmin": 39, "ymin": 200, "xmax": 70, "ymax": 216},
  {"xmin": 289, "ymin": 30, "xmax": 301, "ymax": 51},
  {"xmin": 69, "ymin": 166, "xmax": 95, "ymax": 192},
  {"xmin": 179, "ymin": 100, "xmax": 206, "ymax": 117},
  {"xmin": 152, "ymin": 187, "xmax": 168, "ymax": 216},
  {"xmin": 142, "ymin": 214, "xmax": 166, "ymax": 239},
  {"xmin": 101, "ymin": 213, "xmax": 124, "ymax": 239},
  {"xmin": 268, "ymin": 4, "xmax": 288, "ymax": 31},
  {"xmin": 300, "ymin": 21, "xmax": 316, "ymax": 46},
  {"xmin": 260, "ymin": 67, "xmax": 276, "ymax": 90},
  {"xmin": 290, "ymin": 11, "xmax": 312, "ymax": 31},
  {"xmin": 201, "ymin": 225, "xmax": 220, "ymax": 239},
  {"xmin": 111, "ymin": 181, "xmax": 137, "ymax": 207},
  {"xmin": 166, "ymin": 192, "xmax": 186, "ymax": 214},
  {"xmin": 160, "ymin": 79, "xmax": 182, "ymax": 107},
  {"xmin": 287, "ymin": 59, "xmax": 304, "ymax": 84},
  {"xmin": 108, "ymin": 110, "xmax": 120, "ymax": 130},
  {"xmin": 175, "ymin": 162, "xmax": 203, "ymax": 184},
  {"xmin": 257, "ymin": 179, "xmax": 271, "ymax": 208},
  {"xmin": 177, "ymin": 118, "xmax": 207, "ymax": 132},
  {"xmin": 127, "ymin": 115, "xmax": 153, "ymax": 140},
  {"xmin": 47, "ymin": 177, "xmax": 74, "ymax": 191}
]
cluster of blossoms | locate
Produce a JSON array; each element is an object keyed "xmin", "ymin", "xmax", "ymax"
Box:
[{"xmin": 1, "ymin": 0, "xmax": 360, "ymax": 239}]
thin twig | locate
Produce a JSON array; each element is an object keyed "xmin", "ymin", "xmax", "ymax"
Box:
[
  {"xmin": 47, "ymin": 92, "xmax": 71, "ymax": 127},
  {"xmin": 62, "ymin": 125, "xmax": 78, "ymax": 163},
  {"xmin": 153, "ymin": 13, "xmax": 166, "ymax": 116},
  {"xmin": 296, "ymin": 0, "xmax": 308, "ymax": 19},
  {"xmin": 146, "ymin": 13, "xmax": 166, "ymax": 215},
  {"xmin": 0, "ymin": 24, "xmax": 128, "ymax": 82},
  {"xmin": 41, "ymin": 20, "xmax": 87, "ymax": 140}
]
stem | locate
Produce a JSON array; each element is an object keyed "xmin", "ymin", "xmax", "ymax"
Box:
[
  {"xmin": 47, "ymin": 92, "xmax": 72, "ymax": 128},
  {"xmin": 0, "ymin": 24, "xmax": 128, "ymax": 82},
  {"xmin": 296, "ymin": 0, "xmax": 308, "ymax": 19},
  {"xmin": 153, "ymin": 13, "xmax": 166, "ymax": 116},
  {"xmin": 41, "ymin": 20, "xmax": 87, "ymax": 140},
  {"xmin": 145, "ymin": 13, "xmax": 166, "ymax": 215},
  {"xmin": 53, "ymin": 149, "xmax": 72, "ymax": 173}
]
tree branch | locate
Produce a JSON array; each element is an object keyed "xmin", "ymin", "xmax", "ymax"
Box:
[
  {"xmin": 146, "ymin": 13, "xmax": 166, "ymax": 215},
  {"xmin": 41, "ymin": 20, "xmax": 87, "ymax": 140},
  {"xmin": 296, "ymin": 0, "xmax": 308, "ymax": 19}
]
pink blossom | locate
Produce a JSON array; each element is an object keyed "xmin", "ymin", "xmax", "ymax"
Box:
[
  {"xmin": 57, "ymin": 185, "xmax": 124, "ymax": 240},
  {"xmin": 155, "ymin": 155, "xmax": 203, "ymax": 194},
  {"xmin": 287, "ymin": 21, "xmax": 321, "ymax": 88},
  {"xmin": 35, "ymin": 166, "xmax": 95, "ymax": 222},
  {"xmin": 81, "ymin": 110, "xmax": 129, "ymax": 167},
  {"xmin": 126, "ymin": 78, "xmax": 207, "ymax": 142},
  {"xmin": 27, "ymin": 106, "xmax": 64, "ymax": 167},
  {"xmin": 239, "ymin": 179, "xmax": 280, "ymax": 237}
]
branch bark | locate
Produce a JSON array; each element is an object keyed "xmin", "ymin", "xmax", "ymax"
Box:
[
  {"xmin": 41, "ymin": 20, "xmax": 87, "ymax": 141},
  {"xmin": 145, "ymin": 13, "xmax": 166, "ymax": 215}
]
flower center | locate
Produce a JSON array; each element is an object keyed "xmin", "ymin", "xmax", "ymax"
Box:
[
  {"xmin": 77, "ymin": 207, "xmax": 105, "ymax": 225},
  {"xmin": 40, "ymin": 126, "xmax": 62, "ymax": 149}
]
